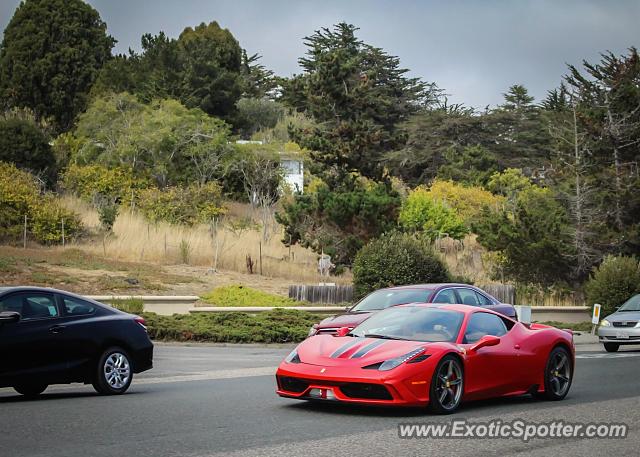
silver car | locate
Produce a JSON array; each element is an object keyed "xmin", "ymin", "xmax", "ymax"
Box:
[{"xmin": 598, "ymin": 294, "xmax": 640, "ymax": 352}]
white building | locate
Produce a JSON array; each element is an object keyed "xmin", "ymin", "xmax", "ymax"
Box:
[
  {"xmin": 235, "ymin": 140, "xmax": 304, "ymax": 194},
  {"xmin": 280, "ymin": 156, "xmax": 304, "ymax": 194}
]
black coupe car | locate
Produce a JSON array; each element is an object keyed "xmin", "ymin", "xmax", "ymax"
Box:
[{"xmin": 0, "ymin": 287, "xmax": 153, "ymax": 397}]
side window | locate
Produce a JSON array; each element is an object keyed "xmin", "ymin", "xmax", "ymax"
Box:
[
  {"xmin": 457, "ymin": 288, "xmax": 480, "ymax": 307},
  {"xmin": 464, "ymin": 312, "xmax": 508, "ymax": 344},
  {"xmin": 62, "ymin": 296, "xmax": 97, "ymax": 316},
  {"xmin": 432, "ymin": 289, "xmax": 457, "ymax": 304},
  {"xmin": 0, "ymin": 293, "xmax": 58, "ymax": 320},
  {"xmin": 475, "ymin": 292, "xmax": 493, "ymax": 306}
]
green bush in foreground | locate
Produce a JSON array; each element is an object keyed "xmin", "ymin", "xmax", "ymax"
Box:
[
  {"xmin": 585, "ymin": 255, "xmax": 640, "ymax": 317},
  {"xmin": 142, "ymin": 309, "xmax": 317, "ymax": 343},
  {"xmin": 353, "ymin": 232, "xmax": 450, "ymax": 298},
  {"xmin": 200, "ymin": 285, "xmax": 299, "ymax": 307}
]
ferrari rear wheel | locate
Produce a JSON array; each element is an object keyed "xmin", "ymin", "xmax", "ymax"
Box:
[
  {"xmin": 541, "ymin": 346, "xmax": 572, "ymax": 401},
  {"xmin": 429, "ymin": 355, "xmax": 464, "ymax": 414}
]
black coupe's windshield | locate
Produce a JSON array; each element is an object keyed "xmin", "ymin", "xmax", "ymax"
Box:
[
  {"xmin": 350, "ymin": 289, "xmax": 432, "ymax": 312},
  {"xmin": 350, "ymin": 306, "xmax": 464, "ymax": 342},
  {"xmin": 618, "ymin": 295, "xmax": 640, "ymax": 312}
]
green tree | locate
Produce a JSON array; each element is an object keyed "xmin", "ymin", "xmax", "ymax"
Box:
[
  {"xmin": 235, "ymin": 97, "xmax": 284, "ymax": 139},
  {"xmin": 474, "ymin": 186, "xmax": 574, "ymax": 285},
  {"xmin": 0, "ymin": 117, "xmax": 55, "ymax": 184},
  {"xmin": 565, "ymin": 48, "xmax": 640, "ymax": 255},
  {"xmin": 398, "ymin": 186, "xmax": 468, "ymax": 241},
  {"xmin": 0, "ymin": 0, "xmax": 115, "ymax": 131},
  {"xmin": 74, "ymin": 93, "xmax": 232, "ymax": 187},
  {"xmin": 276, "ymin": 179, "xmax": 401, "ymax": 266},
  {"xmin": 178, "ymin": 22, "xmax": 244, "ymax": 119},
  {"xmin": 501, "ymin": 84, "xmax": 535, "ymax": 111},
  {"xmin": 282, "ymin": 23, "xmax": 436, "ymax": 183}
]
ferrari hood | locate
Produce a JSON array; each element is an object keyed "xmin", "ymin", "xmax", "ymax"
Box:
[
  {"xmin": 296, "ymin": 335, "xmax": 427, "ymax": 367},
  {"xmin": 317, "ymin": 312, "xmax": 373, "ymax": 329}
]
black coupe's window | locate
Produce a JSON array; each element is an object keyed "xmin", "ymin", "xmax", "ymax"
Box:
[
  {"xmin": 463, "ymin": 312, "xmax": 508, "ymax": 343},
  {"xmin": 63, "ymin": 297, "xmax": 97, "ymax": 316},
  {"xmin": 457, "ymin": 288, "xmax": 480, "ymax": 306},
  {"xmin": 0, "ymin": 293, "xmax": 58, "ymax": 320},
  {"xmin": 432, "ymin": 289, "xmax": 457, "ymax": 304},
  {"xmin": 475, "ymin": 292, "xmax": 493, "ymax": 306},
  {"xmin": 351, "ymin": 289, "xmax": 432, "ymax": 312},
  {"xmin": 350, "ymin": 306, "xmax": 464, "ymax": 342}
]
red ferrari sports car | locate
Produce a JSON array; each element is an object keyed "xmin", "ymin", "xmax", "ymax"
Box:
[{"xmin": 276, "ymin": 304, "xmax": 574, "ymax": 414}]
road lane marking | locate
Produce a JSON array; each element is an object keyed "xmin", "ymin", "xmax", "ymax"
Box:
[
  {"xmin": 136, "ymin": 366, "xmax": 276, "ymax": 384},
  {"xmin": 576, "ymin": 352, "xmax": 640, "ymax": 359}
]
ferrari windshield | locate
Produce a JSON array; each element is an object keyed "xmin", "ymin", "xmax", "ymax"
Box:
[
  {"xmin": 350, "ymin": 306, "xmax": 464, "ymax": 342},
  {"xmin": 618, "ymin": 294, "xmax": 640, "ymax": 312},
  {"xmin": 350, "ymin": 289, "xmax": 433, "ymax": 312}
]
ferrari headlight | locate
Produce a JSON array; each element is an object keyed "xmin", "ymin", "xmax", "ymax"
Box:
[
  {"xmin": 600, "ymin": 319, "xmax": 611, "ymax": 327},
  {"xmin": 378, "ymin": 348, "xmax": 425, "ymax": 371},
  {"xmin": 285, "ymin": 348, "xmax": 301, "ymax": 364}
]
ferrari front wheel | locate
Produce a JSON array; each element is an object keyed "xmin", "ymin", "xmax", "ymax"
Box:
[
  {"xmin": 428, "ymin": 355, "xmax": 464, "ymax": 414},
  {"xmin": 541, "ymin": 346, "xmax": 572, "ymax": 401}
]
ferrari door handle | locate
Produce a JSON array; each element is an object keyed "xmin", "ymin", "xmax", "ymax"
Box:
[
  {"xmin": 514, "ymin": 344, "xmax": 521, "ymax": 350},
  {"xmin": 49, "ymin": 325, "xmax": 66, "ymax": 334}
]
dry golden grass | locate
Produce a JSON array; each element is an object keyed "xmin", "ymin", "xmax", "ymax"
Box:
[
  {"xmin": 434, "ymin": 235, "xmax": 494, "ymax": 284},
  {"xmin": 63, "ymin": 196, "xmax": 350, "ymax": 284}
]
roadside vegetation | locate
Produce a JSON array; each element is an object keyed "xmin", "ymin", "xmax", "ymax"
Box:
[
  {"xmin": 1, "ymin": 0, "xmax": 640, "ymax": 308},
  {"xmin": 199, "ymin": 285, "xmax": 302, "ymax": 307},
  {"xmin": 142, "ymin": 309, "xmax": 316, "ymax": 343}
]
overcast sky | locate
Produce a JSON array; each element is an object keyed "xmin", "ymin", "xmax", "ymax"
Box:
[{"xmin": 1, "ymin": 0, "xmax": 639, "ymax": 108}]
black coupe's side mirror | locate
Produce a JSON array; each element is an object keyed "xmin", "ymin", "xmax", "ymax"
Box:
[{"xmin": 0, "ymin": 311, "xmax": 20, "ymax": 324}]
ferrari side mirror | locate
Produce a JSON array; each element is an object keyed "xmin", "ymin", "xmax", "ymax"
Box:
[
  {"xmin": 469, "ymin": 335, "xmax": 500, "ymax": 352},
  {"xmin": 335, "ymin": 327, "xmax": 351, "ymax": 337}
]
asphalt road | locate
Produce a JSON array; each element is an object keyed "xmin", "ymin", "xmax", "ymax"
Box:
[{"xmin": 1, "ymin": 342, "xmax": 639, "ymax": 457}]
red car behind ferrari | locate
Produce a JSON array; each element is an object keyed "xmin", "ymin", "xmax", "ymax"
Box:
[{"xmin": 277, "ymin": 304, "xmax": 574, "ymax": 414}]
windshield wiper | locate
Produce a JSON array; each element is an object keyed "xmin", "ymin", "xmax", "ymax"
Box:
[{"xmin": 363, "ymin": 333, "xmax": 404, "ymax": 340}]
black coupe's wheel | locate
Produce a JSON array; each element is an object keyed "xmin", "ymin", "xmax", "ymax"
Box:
[
  {"xmin": 541, "ymin": 346, "xmax": 572, "ymax": 401},
  {"xmin": 14, "ymin": 383, "xmax": 47, "ymax": 398},
  {"xmin": 429, "ymin": 355, "xmax": 464, "ymax": 414},
  {"xmin": 604, "ymin": 343, "xmax": 619, "ymax": 353},
  {"xmin": 92, "ymin": 347, "xmax": 133, "ymax": 395}
]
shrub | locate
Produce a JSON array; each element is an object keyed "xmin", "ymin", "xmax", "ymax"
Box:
[
  {"xmin": 110, "ymin": 298, "xmax": 145, "ymax": 315},
  {"xmin": 352, "ymin": 232, "xmax": 450, "ymax": 297},
  {"xmin": 61, "ymin": 164, "xmax": 149, "ymax": 203},
  {"xmin": 0, "ymin": 162, "xmax": 82, "ymax": 244},
  {"xmin": 0, "ymin": 117, "xmax": 56, "ymax": 184},
  {"xmin": 30, "ymin": 198, "xmax": 83, "ymax": 244},
  {"xmin": 427, "ymin": 180, "xmax": 504, "ymax": 224},
  {"xmin": 399, "ymin": 186, "xmax": 468, "ymax": 240},
  {"xmin": 142, "ymin": 308, "xmax": 317, "ymax": 343},
  {"xmin": 200, "ymin": 285, "xmax": 299, "ymax": 307},
  {"xmin": 137, "ymin": 182, "xmax": 225, "ymax": 225},
  {"xmin": 585, "ymin": 256, "xmax": 640, "ymax": 317}
]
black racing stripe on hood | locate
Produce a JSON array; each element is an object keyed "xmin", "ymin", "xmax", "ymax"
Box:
[
  {"xmin": 350, "ymin": 339, "xmax": 388, "ymax": 358},
  {"xmin": 330, "ymin": 338, "xmax": 363, "ymax": 358}
]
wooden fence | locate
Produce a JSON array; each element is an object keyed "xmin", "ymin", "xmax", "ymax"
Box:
[
  {"xmin": 289, "ymin": 285, "xmax": 354, "ymax": 304},
  {"xmin": 478, "ymin": 284, "xmax": 516, "ymax": 305}
]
